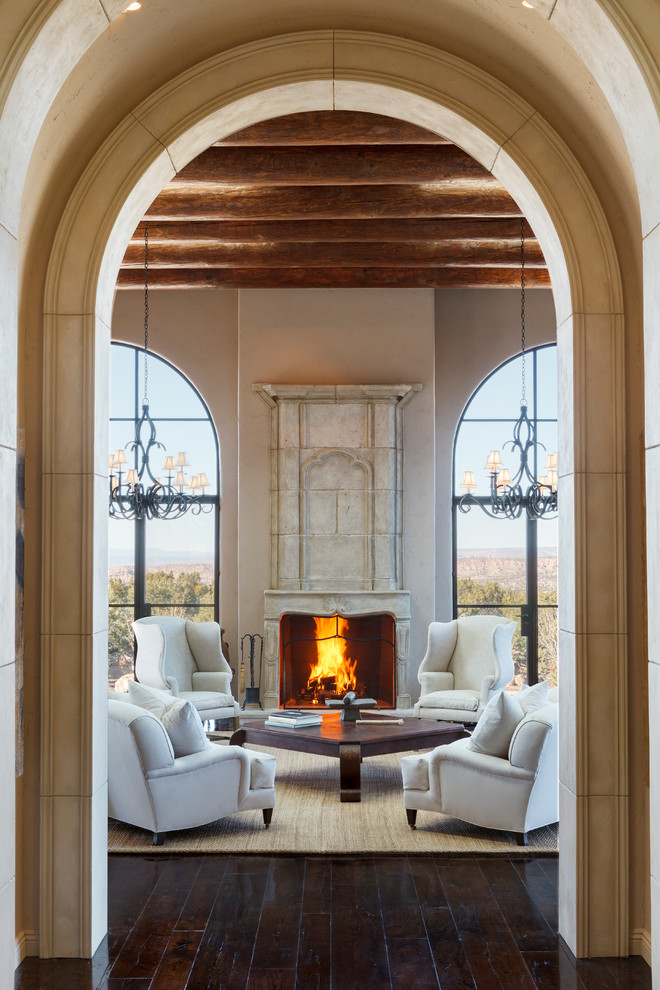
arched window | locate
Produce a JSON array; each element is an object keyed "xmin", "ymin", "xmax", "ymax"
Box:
[
  {"xmin": 452, "ymin": 344, "xmax": 558, "ymax": 689},
  {"xmin": 108, "ymin": 343, "xmax": 220, "ymax": 690}
]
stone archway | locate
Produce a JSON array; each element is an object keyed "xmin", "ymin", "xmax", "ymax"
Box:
[{"xmin": 35, "ymin": 32, "xmax": 627, "ymax": 962}]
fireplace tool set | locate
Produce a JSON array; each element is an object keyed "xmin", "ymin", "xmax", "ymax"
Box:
[{"xmin": 240, "ymin": 633, "xmax": 263, "ymax": 709}]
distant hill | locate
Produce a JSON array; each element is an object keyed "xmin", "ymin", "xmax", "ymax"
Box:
[
  {"xmin": 109, "ymin": 562, "xmax": 215, "ymax": 583},
  {"xmin": 457, "ymin": 554, "xmax": 557, "ymax": 593}
]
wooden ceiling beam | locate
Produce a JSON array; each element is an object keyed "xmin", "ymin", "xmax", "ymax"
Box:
[
  {"xmin": 172, "ymin": 145, "xmax": 497, "ymax": 186},
  {"xmin": 146, "ymin": 184, "xmax": 521, "ymax": 221},
  {"xmin": 121, "ymin": 240, "xmax": 546, "ymax": 268},
  {"xmin": 116, "ymin": 267, "xmax": 550, "ymax": 289},
  {"xmin": 132, "ymin": 218, "xmax": 536, "ymax": 244},
  {"xmin": 215, "ymin": 111, "xmax": 451, "ymax": 146}
]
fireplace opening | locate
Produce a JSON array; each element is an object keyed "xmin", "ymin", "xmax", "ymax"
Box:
[{"xmin": 279, "ymin": 613, "xmax": 396, "ymax": 709}]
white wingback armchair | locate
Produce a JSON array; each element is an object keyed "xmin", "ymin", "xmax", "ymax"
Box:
[
  {"xmin": 414, "ymin": 615, "xmax": 516, "ymax": 723},
  {"xmin": 402, "ymin": 695, "xmax": 558, "ymax": 845},
  {"xmin": 133, "ymin": 616, "xmax": 240, "ymax": 726},
  {"xmin": 108, "ymin": 695, "xmax": 276, "ymax": 844}
]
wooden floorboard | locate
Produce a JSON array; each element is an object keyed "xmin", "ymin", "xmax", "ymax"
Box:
[{"xmin": 15, "ymin": 854, "xmax": 651, "ymax": 990}]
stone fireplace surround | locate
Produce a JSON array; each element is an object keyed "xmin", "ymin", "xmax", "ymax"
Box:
[{"xmin": 254, "ymin": 384, "xmax": 420, "ymax": 709}]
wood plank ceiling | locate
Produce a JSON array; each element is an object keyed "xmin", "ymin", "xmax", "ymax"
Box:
[{"xmin": 116, "ymin": 111, "xmax": 549, "ymax": 291}]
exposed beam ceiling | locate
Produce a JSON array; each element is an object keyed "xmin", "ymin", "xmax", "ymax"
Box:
[{"xmin": 116, "ymin": 111, "xmax": 549, "ymax": 291}]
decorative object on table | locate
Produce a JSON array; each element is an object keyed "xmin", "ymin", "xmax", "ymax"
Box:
[
  {"xmin": 356, "ymin": 718, "xmax": 404, "ymax": 725},
  {"xmin": 132, "ymin": 616, "xmax": 240, "ymax": 729},
  {"xmin": 240, "ymin": 633, "xmax": 264, "ymax": 709},
  {"xmin": 325, "ymin": 690, "xmax": 377, "ymax": 723},
  {"xmin": 414, "ymin": 615, "xmax": 515, "ymax": 724},
  {"xmin": 457, "ymin": 219, "xmax": 558, "ymax": 521},
  {"xmin": 109, "ymin": 222, "xmax": 213, "ymax": 521},
  {"xmin": 266, "ymin": 710, "xmax": 322, "ymax": 728}
]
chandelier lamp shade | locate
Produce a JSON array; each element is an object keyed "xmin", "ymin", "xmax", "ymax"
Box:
[
  {"xmin": 109, "ymin": 223, "xmax": 212, "ymax": 521},
  {"xmin": 458, "ymin": 220, "xmax": 558, "ymax": 521}
]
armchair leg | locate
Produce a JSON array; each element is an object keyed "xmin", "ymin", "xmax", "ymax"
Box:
[
  {"xmin": 233, "ymin": 716, "xmax": 240, "ymax": 731},
  {"xmin": 515, "ymin": 831, "xmax": 528, "ymax": 847},
  {"xmin": 153, "ymin": 832, "xmax": 166, "ymax": 846},
  {"xmin": 263, "ymin": 808, "xmax": 273, "ymax": 829},
  {"xmin": 406, "ymin": 809, "xmax": 417, "ymax": 830}
]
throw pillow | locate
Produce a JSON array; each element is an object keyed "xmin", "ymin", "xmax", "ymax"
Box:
[
  {"xmin": 160, "ymin": 698, "xmax": 211, "ymax": 758},
  {"xmin": 517, "ymin": 680, "xmax": 549, "ymax": 715},
  {"xmin": 467, "ymin": 691, "xmax": 524, "ymax": 759},
  {"xmin": 127, "ymin": 679, "xmax": 174, "ymax": 717},
  {"xmin": 127, "ymin": 680, "xmax": 210, "ymax": 757}
]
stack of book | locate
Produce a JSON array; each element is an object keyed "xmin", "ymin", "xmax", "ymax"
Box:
[{"xmin": 265, "ymin": 710, "xmax": 323, "ymax": 728}]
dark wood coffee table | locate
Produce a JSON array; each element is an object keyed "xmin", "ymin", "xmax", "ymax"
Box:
[{"xmin": 230, "ymin": 714, "xmax": 468, "ymax": 802}]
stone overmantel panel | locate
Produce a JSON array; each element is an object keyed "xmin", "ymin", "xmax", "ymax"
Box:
[{"xmin": 253, "ymin": 383, "xmax": 421, "ymax": 592}]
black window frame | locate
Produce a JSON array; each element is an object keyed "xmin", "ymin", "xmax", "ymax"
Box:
[
  {"xmin": 451, "ymin": 343, "xmax": 558, "ymax": 686},
  {"xmin": 108, "ymin": 342, "xmax": 220, "ymax": 636}
]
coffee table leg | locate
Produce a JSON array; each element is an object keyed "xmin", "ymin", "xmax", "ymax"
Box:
[
  {"xmin": 229, "ymin": 728, "xmax": 246, "ymax": 747},
  {"xmin": 339, "ymin": 743, "xmax": 361, "ymax": 802}
]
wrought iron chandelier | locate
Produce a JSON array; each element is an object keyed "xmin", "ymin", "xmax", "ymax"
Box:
[
  {"xmin": 109, "ymin": 224, "xmax": 212, "ymax": 521},
  {"xmin": 458, "ymin": 219, "xmax": 558, "ymax": 521}
]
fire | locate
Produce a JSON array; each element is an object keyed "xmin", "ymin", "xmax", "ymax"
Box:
[{"xmin": 307, "ymin": 616, "xmax": 357, "ymax": 697}]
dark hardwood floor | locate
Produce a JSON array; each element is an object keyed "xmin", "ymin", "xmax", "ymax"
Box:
[{"xmin": 15, "ymin": 854, "xmax": 650, "ymax": 989}]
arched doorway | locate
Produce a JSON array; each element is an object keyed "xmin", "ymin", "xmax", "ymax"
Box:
[
  {"xmin": 35, "ymin": 41, "xmax": 626, "ymax": 962},
  {"xmin": 3, "ymin": 6, "xmax": 654, "ymax": 978}
]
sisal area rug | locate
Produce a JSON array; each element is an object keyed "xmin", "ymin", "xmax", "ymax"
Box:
[{"xmin": 108, "ymin": 744, "xmax": 558, "ymax": 856}]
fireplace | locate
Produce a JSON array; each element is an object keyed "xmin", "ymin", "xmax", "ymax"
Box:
[
  {"xmin": 254, "ymin": 384, "xmax": 421, "ymax": 711},
  {"xmin": 280, "ymin": 612, "xmax": 396, "ymax": 709}
]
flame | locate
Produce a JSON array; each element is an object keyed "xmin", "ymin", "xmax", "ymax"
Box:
[{"xmin": 307, "ymin": 616, "xmax": 357, "ymax": 696}]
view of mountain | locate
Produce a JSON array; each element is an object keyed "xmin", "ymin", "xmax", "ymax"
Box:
[{"xmin": 457, "ymin": 551, "xmax": 557, "ymax": 594}]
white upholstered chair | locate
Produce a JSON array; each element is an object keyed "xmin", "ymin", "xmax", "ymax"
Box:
[
  {"xmin": 108, "ymin": 694, "xmax": 276, "ymax": 844},
  {"xmin": 402, "ymin": 692, "xmax": 558, "ymax": 845},
  {"xmin": 133, "ymin": 615, "xmax": 240, "ymax": 727},
  {"xmin": 414, "ymin": 615, "xmax": 516, "ymax": 723}
]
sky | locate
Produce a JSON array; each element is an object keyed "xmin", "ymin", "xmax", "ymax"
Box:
[{"xmin": 109, "ymin": 344, "xmax": 218, "ymax": 563}]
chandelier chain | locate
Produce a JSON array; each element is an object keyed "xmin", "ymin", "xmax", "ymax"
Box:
[
  {"xmin": 143, "ymin": 222, "xmax": 149, "ymax": 405},
  {"xmin": 456, "ymin": 216, "xmax": 557, "ymax": 521},
  {"xmin": 520, "ymin": 217, "xmax": 526, "ymax": 406}
]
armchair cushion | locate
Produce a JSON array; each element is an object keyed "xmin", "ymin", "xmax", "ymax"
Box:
[
  {"xmin": 400, "ymin": 752, "xmax": 431, "ymax": 791},
  {"xmin": 517, "ymin": 680, "xmax": 549, "ymax": 714},
  {"xmin": 128, "ymin": 680, "xmax": 210, "ymax": 757},
  {"xmin": 417, "ymin": 690, "xmax": 479, "ymax": 712},
  {"xmin": 467, "ymin": 691, "xmax": 523, "ymax": 758},
  {"xmin": 178, "ymin": 690, "xmax": 237, "ymax": 713},
  {"xmin": 250, "ymin": 752, "xmax": 277, "ymax": 789}
]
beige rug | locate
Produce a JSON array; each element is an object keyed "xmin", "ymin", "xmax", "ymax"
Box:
[{"xmin": 108, "ymin": 745, "xmax": 558, "ymax": 855}]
